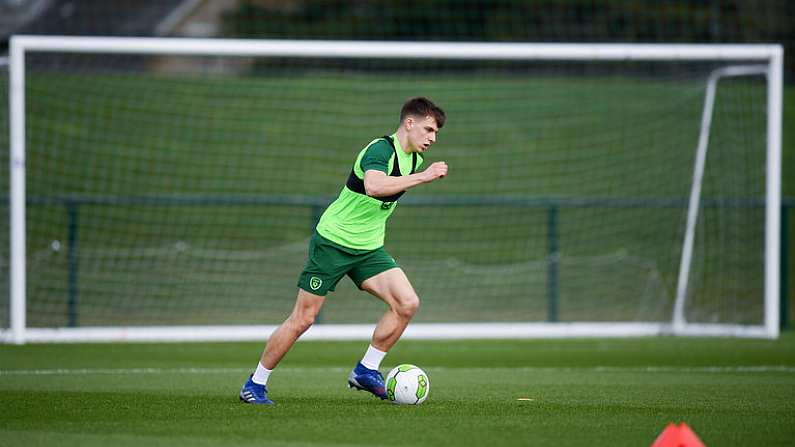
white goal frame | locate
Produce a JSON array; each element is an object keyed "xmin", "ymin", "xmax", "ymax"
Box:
[{"xmin": 3, "ymin": 36, "xmax": 783, "ymax": 343}]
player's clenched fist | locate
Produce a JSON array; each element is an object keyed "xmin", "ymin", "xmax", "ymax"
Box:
[{"xmin": 422, "ymin": 161, "xmax": 448, "ymax": 182}]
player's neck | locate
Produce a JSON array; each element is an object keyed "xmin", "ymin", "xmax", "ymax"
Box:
[{"xmin": 394, "ymin": 129, "xmax": 413, "ymax": 154}]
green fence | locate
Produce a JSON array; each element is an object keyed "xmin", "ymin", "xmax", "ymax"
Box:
[{"xmin": 23, "ymin": 194, "xmax": 790, "ymax": 328}]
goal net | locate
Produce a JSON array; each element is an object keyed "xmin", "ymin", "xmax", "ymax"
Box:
[{"xmin": 2, "ymin": 37, "xmax": 783, "ymax": 343}]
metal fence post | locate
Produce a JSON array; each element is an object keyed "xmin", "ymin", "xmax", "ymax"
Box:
[
  {"xmin": 66, "ymin": 200, "xmax": 80, "ymax": 327},
  {"xmin": 547, "ymin": 205, "xmax": 560, "ymax": 322}
]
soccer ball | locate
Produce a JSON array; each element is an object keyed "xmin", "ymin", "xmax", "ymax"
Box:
[{"xmin": 386, "ymin": 364, "xmax": 430, "ymax": 405}]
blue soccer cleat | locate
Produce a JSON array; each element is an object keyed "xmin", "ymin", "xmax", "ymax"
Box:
[
  {"xmin": 347, "ymin": 362, "xmax": 387, "ymax": 400},
  {"xmin": 239, "ymin": 374, "xmax": 274, "ymax": 405}
]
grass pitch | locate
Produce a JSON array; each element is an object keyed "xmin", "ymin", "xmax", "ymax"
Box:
[{"xmin": 2, "ymin": 335, "xmax": 794, "ymax": 446}]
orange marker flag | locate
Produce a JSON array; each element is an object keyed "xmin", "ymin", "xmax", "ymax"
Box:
[{"xmin": 651, "ymin": 422, "xmax": 706, "ymax": 447}]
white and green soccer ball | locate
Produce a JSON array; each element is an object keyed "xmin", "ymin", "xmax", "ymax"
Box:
[{"xmin": 386, "ymin": 364, "xmax": 430, "ymax": 405}]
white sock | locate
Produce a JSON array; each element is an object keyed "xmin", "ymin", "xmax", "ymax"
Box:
[
  {"xmin": 252, "ymin": 362, "xmax": 272, "ymax": 386},
  {"xmin": 360, "ymin": 344, "xmax": 387, "ymax": 370}
]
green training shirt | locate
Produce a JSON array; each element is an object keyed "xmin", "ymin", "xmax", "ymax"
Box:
[{"xmin": 316, "ymin": 134, "xmax": 423, "ymax": 250}]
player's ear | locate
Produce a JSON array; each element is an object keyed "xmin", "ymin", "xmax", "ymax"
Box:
[{"xmin": 405, "ymin": 116, "xmax": 414, "ymax": 129}]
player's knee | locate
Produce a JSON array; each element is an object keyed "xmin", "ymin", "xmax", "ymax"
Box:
[
  {"xmin": 288, "ymin": 311, "xmax": 316, "ymax": 333},
  {"xmin": 396, "ymin": 294, "xmax": 420, "ymax": 319}
]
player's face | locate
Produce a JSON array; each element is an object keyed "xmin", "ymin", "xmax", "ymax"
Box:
[{"xmin": 406, "ymin": 115, "xmax": 439, "ymax": 153}]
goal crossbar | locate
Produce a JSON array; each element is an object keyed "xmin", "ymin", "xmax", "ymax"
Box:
[{"xmin": 9, "ymin": 35, "xmax": 783, "ymax": 60}]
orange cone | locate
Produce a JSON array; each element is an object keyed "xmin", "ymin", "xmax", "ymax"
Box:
[
  {"xmin": 650, "ymin": 422, "xmax": 706, "ymax": 447},
  {"xmin": 651, "ymin": 423, "xmax": 680, "ymax": 447},
  {"xmin": 676, "ymin": 423, "xmax": 706, "ymax": 447}
]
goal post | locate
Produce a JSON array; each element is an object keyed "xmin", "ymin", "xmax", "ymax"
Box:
[
  {"xmin": 673, "ymin": 64, "xmax": 781, "ymax": 337},
  {"xmin": 2, "ymin": 36, "xmax": 783, "ymax": 344}
]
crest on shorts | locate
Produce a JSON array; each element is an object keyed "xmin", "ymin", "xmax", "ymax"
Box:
[{"xmin": 309, "ymin": 276, "xmax": 323, "ymax": 291}]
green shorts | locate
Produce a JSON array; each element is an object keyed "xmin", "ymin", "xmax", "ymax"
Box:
[{"xmin": 297, "ymin": 232, "xmax": 399, "ymax": 296}]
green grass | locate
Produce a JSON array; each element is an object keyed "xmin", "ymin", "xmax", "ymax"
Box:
[{"xmin": 1, "ymin": 336, "xmax": 795, "ymax": 446}]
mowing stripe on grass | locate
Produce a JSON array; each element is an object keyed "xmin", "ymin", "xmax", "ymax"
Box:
[{"xmin": 1, "ymin": 365, "xmax": 793, "ymax": 376}]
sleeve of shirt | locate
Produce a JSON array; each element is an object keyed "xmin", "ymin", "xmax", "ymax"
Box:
[{"xmin": 360, "ymin": 140, "xmax": 393, "ymax": 174}]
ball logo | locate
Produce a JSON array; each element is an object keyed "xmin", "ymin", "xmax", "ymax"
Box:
[
  {"xmin": 309, "ymin": 276, "xmax": 323, "ymax": 291},
  {"xmin": 416, "ymin": 374, "xmax": 428, "ymax": 399}
]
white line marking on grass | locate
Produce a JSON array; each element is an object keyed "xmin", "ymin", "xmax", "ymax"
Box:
[
  {"xmin": 0, "ymin": 367, "xmax": 246, "ymax": 376},
  {"xmin": 590, "ymin": 366, "xmax": 795, "ymax": 373},
  {"xmin": 431, "ymin": 366, "xmax": 795, "ymax": 374},
  {"xmin": 0, "ymin": 366, "xmax": 793, "ymax": 376},
  {"xmin": 0, "ymin": 367, "xmax": 348, "ymax": 376}
]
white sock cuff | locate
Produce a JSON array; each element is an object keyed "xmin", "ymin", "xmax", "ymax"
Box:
[
  {"xmin": 252, "ymin": 362, "xmax": 272, "ymax": 385},
  {"xmin": 360, "ymin": 344, "xmax": 387, "ymax": 370}
]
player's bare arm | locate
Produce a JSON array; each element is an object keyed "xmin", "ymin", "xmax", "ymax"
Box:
[{"xmin": 363, "ymin": 161, "xmax": 448, "ymax": 197}]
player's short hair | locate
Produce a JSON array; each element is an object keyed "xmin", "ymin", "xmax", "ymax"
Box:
[{"xmin": 400, "ymin": 97, "xmax": 446, "ymax": 129}]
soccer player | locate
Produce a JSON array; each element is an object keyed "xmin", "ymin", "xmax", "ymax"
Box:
[{"xmin": 240, "ymin": 97, "xmax": 447, "ymax": 405}]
